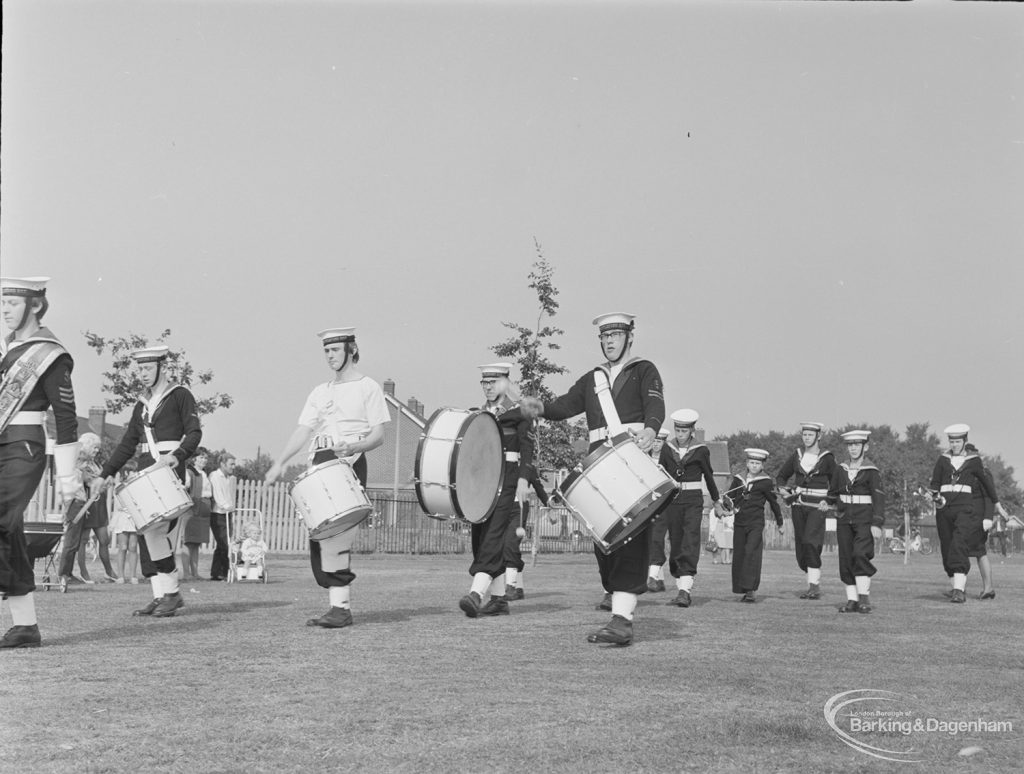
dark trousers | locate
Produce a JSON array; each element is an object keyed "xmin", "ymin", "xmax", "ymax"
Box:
[
  {"xmin": 57, "ymin": 499, "xmax": 89, "ymax": 577},
  {"xmin": 837, "ymin": 521, "xmax": 876, "ymax": 585},
  {"xmin": 0, "ymin": 438, "xmax": 47, "ymax": 596},
  {"xmin": 209, "ymin": 513, "xmax": 230, "ymax": 580},
  {"xmin": 936, "ymin": 503, "xmax": 973, "ymax": 576},
  {"xmin": 595, "ymin": 523, "xmax": 651, "ymax": 594},
  {"xmin": 503, "ymin": 500, "xmax": 529, "ymax": 573},
  {"xmin": 470, "ymin": 485, "xmax": 515, "ymax": 578},
  {"xmin": 667, "ymin": 498, "xmax": 703, "ymax": 578},
  {"xmin": 791, "ymin": 504, "xmax": 824, "ymax": 571},
  {"xmin": 648, "ymin": 512, "xmax": 669, "ymax": 567},
  {"xmin": 732, "ymin": 519, "xmax": 765, "ymax": 594}
]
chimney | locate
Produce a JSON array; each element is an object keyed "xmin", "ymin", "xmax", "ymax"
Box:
[
  {"xmin": 89, "ymin": 406, "xmax": 107, "ymax": 438},
  {"xmin": 383, "ymin": 378, "xmax": 395, "ymax": 397},
  {"xmin": 408, "ymin": 397, "xmax": 423, "ymax": 417}
]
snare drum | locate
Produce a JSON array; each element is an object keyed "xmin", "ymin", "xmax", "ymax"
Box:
[
  {"xmin": 559, "ymin": 432, "xmax": 678, "ymax": 554},
  {"xmin": 290, "ymin": 459, "xmax": 373, "ymax": 541},
  {"xmin": 114, "ymin": 465, "xmax": 193, "ymax": 533},
  {"xmin": 414, "ymin": 408, "xmax": 504, "ymax": 523}
]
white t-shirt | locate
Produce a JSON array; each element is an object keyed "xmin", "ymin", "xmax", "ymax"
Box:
[{"xmin": 297, "ymin": 377, "xmax": 391, "ymax": 450}]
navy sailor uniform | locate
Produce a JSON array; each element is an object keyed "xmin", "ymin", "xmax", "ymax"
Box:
[
  {"xmin": 508, "ymin": 357, "xmax": 666, "ymax": 594},
  {"xmin": 100, "ymin": 385, "xmax": 202, "ymax": 577},
  {"xmin": 729, "ymin": 474, "xmax": 782, "ymax": 595},
  {"xmin": 469, "ymin": 395, "xmax": 535, "ymax": 579},
  {"xmin": 0, "ymin": 330, "xmax": 77, "ymax": 597},
  {"xmin": 776, "ymin": 448, "xmax": 836, "ymax": 572},
  {"xmin": 826, "ymin": 462, "xmax": 885, "ymax": 585},
  {"xmin": 929, "ymin": 453, "xmax": 999, "ymax": 577},
  {"xmin": 658, "ymin": 441, "xmax": 720, "ymax": 580}
]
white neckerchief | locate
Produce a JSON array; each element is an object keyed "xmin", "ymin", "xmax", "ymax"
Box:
[
  {"xmin": 950, "ymin": 454, "xmax": 966, "ymax": 471},
  {"xmin": 799, "ymin": 449, "xmax": 819, "ymax": 473}
]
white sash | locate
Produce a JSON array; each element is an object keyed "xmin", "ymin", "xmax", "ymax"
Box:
[
  {"xmin": 592, "ymin": 369, "xmax": 623, "ymax": 436},
  {"xmin": 0, "ymin": 339, "xmax": 67, "ymax": 434}
]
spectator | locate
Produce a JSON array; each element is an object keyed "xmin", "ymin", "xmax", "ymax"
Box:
[
  {"xmin": 109, "ymin": 475, "xmax": 140, "ymax": 584},
  {"xmin": 182, "ymin": 451, "xmax": 212, "ymax": 580},
  {"xmin": 57, "ymin": 433, "xmax": 111, "ymax": 589},
  {"xmin": 208, "ymin": 454, "xmax": 235, "ymax": 581}
]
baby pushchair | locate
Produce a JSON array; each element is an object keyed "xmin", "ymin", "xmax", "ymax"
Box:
[
  {"xmin": 25, "ymin": 517, "xmax": 65, "ymax": 591},
  {"xmin": 227, "ymin": 508, "xmax": 268, "ymax": 583}
]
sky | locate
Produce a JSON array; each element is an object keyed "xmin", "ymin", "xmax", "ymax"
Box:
[{"xmin": 3, "ymin": 1, "xmax": 1023, "ymax": 476}]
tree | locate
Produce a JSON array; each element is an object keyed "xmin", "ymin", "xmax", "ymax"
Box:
[
  {"xmin": 84, "ymin": 329, "xmax": 233, "ymax": 417},
  {"xmin": 490, "ymin": 241, "xmax": 587, "ymax": 471}
]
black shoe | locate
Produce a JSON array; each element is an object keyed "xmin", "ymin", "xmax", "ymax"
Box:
[
  {"xmin": 656, "ymin": 580, "xmax": 666, "ymax": 592},
  {"xmin": 800, "ymin": 584, "xmax": 821, "ymax": 600},
  {"xmin": 595, "ymin": 592, "xmax": 612, "ymax": 611},
  {"xmin": 669, "ymin": 590, "xmax": 692, "ymax": 608},
  {"xmin": 942, "ymin": 589, "xmax": 954, "ymax": 599},
  {"xmin": 857, "ymin": 595, "xmax": 872, "ymax": 614},
  {"xmin": 646, "ymin": 578, "xmax": 660, "ymax": 593},
  {"xmin": 586, "ymin": 615, "xmax": 633, "ymax": 646},
  {"xmin": 479, "ymin": 596, "xmax": 509, "ymax": 616},
  {"xmin": 741, "ymin": 592, "xmax": 757, "ymax": 603},
  {"xmin": 152, "ymin": 592, "xmax": 184, "ymax": 618},
  {"xmin": 459, "ymin": 592, "xmax": 482, "ymax": 618},
  {"xmin": 0, "ymin": 624, "xmax": 41, "ymax": 649},
  {"xmin": 950, "ymin": 589, "xmax": 967, "ymax": 604},
  {"xmin": 839, "ymin": 600, "xmax": 860, "ymax": 613},
  {"xmin": 133, "ymin": 599, "xmax": 161, "ymax": 617},
  {"xmin": 979, "ymin": 590, "xmax": 996, "ymax": 600},
  {"xmin": 507, "ymin": 587, "xmax": 524, "ymax": 601},
  {"xmin": 306, "ymin": 606, "xmax": 353, "ymax": 629}
]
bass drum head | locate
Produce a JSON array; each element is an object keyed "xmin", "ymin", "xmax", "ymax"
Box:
[{"xmin": 451, "ymin": 411, "xmax": 504, "ymax": 522}]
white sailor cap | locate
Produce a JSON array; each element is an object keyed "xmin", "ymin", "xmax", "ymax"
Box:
[
  {"xmin": 1, "ymin": 276, "xmax": 49, "ymax": 297},
  {"xmin": 800, "ymin": 421, "xmax": 824, "ymax": 433},
  {"xmin": 592, "ymin": 312, "xmax": 636, "ymax": 332},
  {"xmin": 841, "ymin": 430, "xmax": 871, "ymax": 444},
  {"xmin": 671, "ymin": 409, "xmax": 700, "ymax": 428},
  {"xmin": 744, "ymin": 448, "xmax": 770, "ymax": 461},
  {"xmin": 478, "ymin": 363, "xmax": 513, "ymax": 379},
  {"xmin": 656, "ymin": 428, "xmax": 670, "ymax": 439},
  {"xmin": 317, "ymin": 327, "xmax": 356, "ymax": 346},
  {"xmin": 131, "ymin": 345, "xmax": 170, "ymax": 363},
  {"xmin": 944, "ymin": 423, "xmax": 970, "ymax": 439}
]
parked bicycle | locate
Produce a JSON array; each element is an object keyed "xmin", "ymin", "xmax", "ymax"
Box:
[{"xmin": 889, "ymin": 528, "xmax": 933, "ymax": 555}]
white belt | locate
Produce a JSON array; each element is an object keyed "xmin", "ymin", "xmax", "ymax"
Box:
[
  {"xmin": 795, "ymin": 487, "xmax": 829, "ymax": 497},
  {"xmin": 940, "ymin": 484, "xmax": 972, "ymax": 494},
  {"xmin": 8, "ymin": 411, "xmax": 45, "ymax": 425},
  {"xmin": 840, "ymin": 494, "xmax": 873, "ymax": 505},
  {"xmin": 678, "ymin": 481, "xmax": 703, "ymax": 491},
  {"xmin": 141, "ymin": 441, "xmax": 180, "ymax": 454},
  {"xmin": 504, "ymin": 452, "xmax": 520, "ymax": 462},
  {"xmin": 589, "ymin": 423, "xmax": 644, "ymax": 443}
]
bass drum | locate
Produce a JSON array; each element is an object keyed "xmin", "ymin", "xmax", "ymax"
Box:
[{"xmin": 414, "ymin": 408, "xmax": 504, "ymax": 524}]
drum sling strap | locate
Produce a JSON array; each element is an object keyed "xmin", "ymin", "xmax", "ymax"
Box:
[
  {"xmin": 0, "ymin": 339, "xmax": 66, "ymax": 434},
  {"xmin": 593, "ymin": 370, "xmax": 624, "ymax": 436}
]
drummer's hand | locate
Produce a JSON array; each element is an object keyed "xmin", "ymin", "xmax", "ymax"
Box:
[
  {"xmin": 713, "ymin": 501, "xmax": 726, "ymax": 518},
  {"xmin": 264, "ymin": 463, "xmax": 282, "ymax": 486},
  {"xmin": 518, "ymin": 396, "xmax": 544, "ymax": 420},
  {"xmin": 635, "ymin": 427, "xmax": 656, "ymax": 452},
  {"xmin": 332, "ymin": 441, "xmax": 354, "ymax": 458},
  {"xmin": 515, "ymin": 478, "xmax": 530, "ymax": 503},
  {"xmin": 157, "ymin": 453, "xmax": 179, "ymax": 470},
  {"xmin": 88, "ymin": 477, "xmax": 105, "ymax": 496}
]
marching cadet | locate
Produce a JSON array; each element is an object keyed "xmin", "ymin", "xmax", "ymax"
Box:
[
  {"xmin": 0, "ymin": 277, "xmax": 79, "ymax": 649},
  {"xmin": 646, "ymin": 428, "xmax": 670, "ymax": 592},
  {"xmin": 929, "ymin": 425, "xmax": 1008, "ymax": 603},
  {"xmin": 824, "ymin": 430, "xmax": 884, "ymax": 614},
  {"xmin": 515, "ymin": 312, "xmax": 666, "ymax": 646},
  {"xmin": 99, "ymin": 345, "xmax": 202, "ymax": 618},
  {"xmin": 658, "ymin": 409, "xmax": 724, "ymax": 608},
  {"xmin": 964, "ymin": 444, "xmax": 998, "ymax": 600},
  {"xmin": 729, "ymin": 449, "xmax": 783, "ymax": 603},
  {"xmin": 264, "ymin": 328, "xmax": 390, "ymax": 629},
  {"xmin": 460, "ymin": 364, "xmax": 534, "ymax": 617},
  {"xmin": 775, "ymin": 422, "xmax": 836, "ymax": 600}
]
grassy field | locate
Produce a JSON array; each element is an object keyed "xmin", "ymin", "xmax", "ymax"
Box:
[{"xmin": 2, "ymin": 548, "xmax": 1021, "ymax": 773}]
